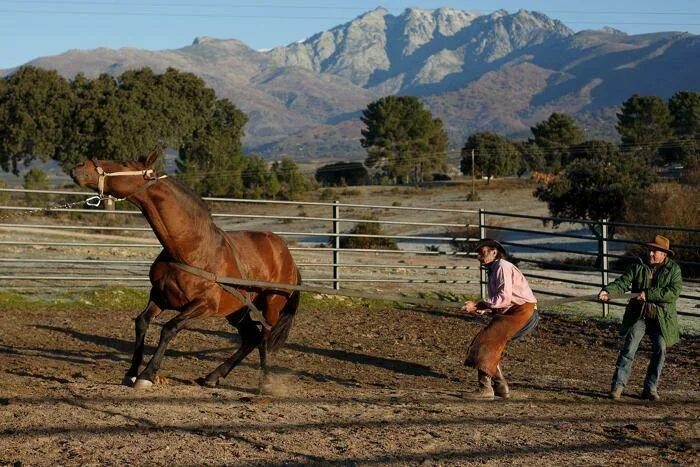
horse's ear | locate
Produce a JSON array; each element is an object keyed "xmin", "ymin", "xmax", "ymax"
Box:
[{"xmin": 141, "ymin": 147, "xmax": 162, "ymax": 168}]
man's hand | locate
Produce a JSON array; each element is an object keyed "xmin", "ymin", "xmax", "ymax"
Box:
[
  {"xmin": 461, "ymin": 301, "xmax": 478, "ymax": 313},
  {"xmin": 598, "ymin": 290, "xmax": 609, "ymax": 302},
  {"xmin": 637, "ymin": 291, "xmax": 646, "ymax": 301}
]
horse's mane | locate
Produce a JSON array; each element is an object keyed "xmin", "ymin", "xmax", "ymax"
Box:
[
  {"xmin": 164, "ymin": 176, "xmax": 212, "ymax": 215},
  {"xmin": 158, "ymin": 176, "xmax": 225, "ymax": 239}
]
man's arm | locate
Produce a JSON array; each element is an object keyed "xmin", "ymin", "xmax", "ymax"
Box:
[{"xmin": 604, "ymin": 264, "xmax": 636, "ymax": 296}]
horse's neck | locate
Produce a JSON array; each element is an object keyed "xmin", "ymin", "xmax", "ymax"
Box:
[{"xmin": 132, "ymin": 180, "xmax": 224, "ymax": 264}]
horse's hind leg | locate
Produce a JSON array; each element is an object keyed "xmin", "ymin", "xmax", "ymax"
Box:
[
  {"xmin": 199, "ymin": 314, "xmax": 262, "ymax": 388},
  {"xmin": 123, "ymin": 300, "xmax": 162, "ymax": 386}
]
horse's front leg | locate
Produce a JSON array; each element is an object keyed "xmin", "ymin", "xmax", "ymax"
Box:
[
  {"xmin": 133, "ymin": 297, "xmax": 214, "ymax": 389},
  {"xmin": 123, "ymin": 300, "xmax": 162, "ymax": 386}
]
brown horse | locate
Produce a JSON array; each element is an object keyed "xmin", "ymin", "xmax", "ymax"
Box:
[{"xmin": 70, "ymin": 149, "xmax": 301, "ymax": 390}]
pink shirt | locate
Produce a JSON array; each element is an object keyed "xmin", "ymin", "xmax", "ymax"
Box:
[{"xmin": 482, "ymin": 259, "xmax": 537, "ymax": 310}]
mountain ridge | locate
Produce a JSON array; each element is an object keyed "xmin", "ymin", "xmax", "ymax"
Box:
[{"xmin": 2, "ymin": 7, "xmax": 698, "ymax": 160}]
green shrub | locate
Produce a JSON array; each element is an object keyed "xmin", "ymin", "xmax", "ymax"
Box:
[
  {"xmin": 336, "ymin": 217, "xmax": 398, "ymax": 250},
  {"xmin": 620, "ymin": 182, "xmax": 700, "ymax": 278}
]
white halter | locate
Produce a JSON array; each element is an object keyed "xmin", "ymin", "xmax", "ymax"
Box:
[{"xmin": 86, "ymin": 163, "xmax": 167, "ymax": 207}]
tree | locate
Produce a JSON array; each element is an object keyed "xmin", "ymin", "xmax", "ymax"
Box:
[
  {"xmin": 517, "ymin": 141, "xmax": 546, "ymax": 174},
  {"xmin": 335, "ymin": 217, "xmax": 398, "ymax": 250},
  {"xmin": 315, "ymin": 161, "xmax": 369, "ymax": 186},
  {"xmin": 0, "ymin": 67, "xmax": 73, "ymax": 174},
  {"xmin": 529, "ymin": 112, "xmax": 584, "ymax": 171},
  {"xmin": 616, "ymin": 94, "xmax": 672, "ymax": 164},
  {"xmin": 361, "ymin": 95, "xmax": 448, "ymax": 185},
  {"xmin": 176, "ymin": 99, "xmax": 247, "ymax": 197},
  {"xmin": 272, "ymin": 157, "xmax": 309, "ymax": 200},
  {"xmin": 242, "ymin": 155, "xmax": 280, "ymax": 199},
  {"xmin": 534, "ymin": 140, "xmax": 656, "ymax": 238},
  {"xmin": 460, "ymin": 132, "xmax": 520, "ymax": 184},
  {"xmin": 668, "ymin": 91, "xmax": 700, "ymax": 138},
  {"xmin": 663, "ymin": 91, "xmax": 700, "ymax": 167},
  {"xmin": 657, "ymin": 137, "xmax": 698, "ymax": 167},
  {"xmin": 568, "ymin": 139, "xmax": 621, "ymax": 163},
  {"xmin": 23, "ymin": 167, "xmax": 50, "ymax": 205},
  {"xmin": 0, "ymin": 66, "xmax": 244, "ymax": 187}
]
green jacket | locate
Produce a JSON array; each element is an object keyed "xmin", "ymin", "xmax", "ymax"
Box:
[{"xmin": 604, "ymin": 257, "xmax": 682, "ymax": 347}]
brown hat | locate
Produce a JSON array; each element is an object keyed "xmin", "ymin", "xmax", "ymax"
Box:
[
  {"xmin": 476, "ymin": 238, "xmax": 507, "ymax": 256},
  {"xmin": 646, "ymin": 235, "xmax": 674, "ymax": 257}
]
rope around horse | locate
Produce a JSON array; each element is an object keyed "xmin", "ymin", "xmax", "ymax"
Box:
[{"xmin": 170, "ymin": 262, "xmax": 638, "ymax": 320}]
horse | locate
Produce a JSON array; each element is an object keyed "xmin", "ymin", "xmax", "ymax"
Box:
[{"xmin": 70, "ymin": 149, "xmax": 301, "ymax": 391}]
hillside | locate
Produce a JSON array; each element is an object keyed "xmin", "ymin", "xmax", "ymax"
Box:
[{"xmin": 2, "ymin": 7, "xmax": 698, "ymax": 160}]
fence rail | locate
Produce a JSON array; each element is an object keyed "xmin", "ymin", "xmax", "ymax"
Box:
[{"xmin": 0, "ymin": 188, "xmax": 697, "ymax": 318}]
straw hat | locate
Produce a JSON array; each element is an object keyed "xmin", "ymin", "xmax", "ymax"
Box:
[{"xmin": 646, "ymin": 235, "xmax": 674, "ymax": 257}]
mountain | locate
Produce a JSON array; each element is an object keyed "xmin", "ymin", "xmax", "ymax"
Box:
[{"xmin": 2, "ymin": 7, "xmax": 699, "ymax": 160}]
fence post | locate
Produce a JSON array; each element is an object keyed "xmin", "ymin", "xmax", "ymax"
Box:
[
  {"xmin": 600, "ymin": 219, "xmax": 609, "ymax": 317},
  {"xmin": 104, "ymin": 197, "xmax": 115, "ymax": 211},
  {"xmin": 333, "ymin": 200, "xmax": 341, "ymax": 290},
  {"xmin": 478, "ymin": 208, "xmax": 487, "ymax": 300}
]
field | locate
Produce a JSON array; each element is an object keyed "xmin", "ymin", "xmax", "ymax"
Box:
[
  {"xmin": 1, "ymin": 180, "xmax": 698, "ymax": 465},
  {"xmin": 0, "ymin": 291, "xmax": 698, "ymax": 465}
]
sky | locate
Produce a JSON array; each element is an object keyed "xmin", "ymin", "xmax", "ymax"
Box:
[{"xmin": 1, "ymin": 0, "xmax": 699, "ymax": 69}]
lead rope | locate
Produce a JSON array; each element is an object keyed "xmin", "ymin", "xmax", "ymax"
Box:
[
  {"xmin": 0, "ymin": 167, "xmax": 167, "ymax": 221},
  {"xmin": 219, "ymin": 234, "xmax": 271, "ymax": 329},
  {"xmin": 170, "ymin": 262, "xmax": 272, "ymax": 331},
  {"xmin": 0, "ymin": 196, "xmax": 96, "ymax": 222}
]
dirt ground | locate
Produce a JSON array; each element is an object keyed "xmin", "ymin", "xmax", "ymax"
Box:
[{"xmin": 1, "ymin": 296, "xmax": 698, "ymax": 466}]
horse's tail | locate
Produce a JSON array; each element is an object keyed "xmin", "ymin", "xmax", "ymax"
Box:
[{"xmin": 267, "ymin": 268, "xmax": 301, "ymax": 353}]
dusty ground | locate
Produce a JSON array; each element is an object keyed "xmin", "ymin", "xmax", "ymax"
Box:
[{"xmin": 1, "ymin": 295, "xmax": 698, "ymax": 466}]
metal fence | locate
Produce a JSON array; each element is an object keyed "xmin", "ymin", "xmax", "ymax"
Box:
[{"xmin": 0, "ymin": 187, "xmax": 698, "ymax": 318}]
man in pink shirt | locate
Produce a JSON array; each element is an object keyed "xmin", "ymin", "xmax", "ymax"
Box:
[{"xmin": 461, "ymin": 239, "xmax": 538, "ymax": 400}]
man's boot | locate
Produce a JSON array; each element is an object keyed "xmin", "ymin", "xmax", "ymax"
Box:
[
  {"xmin": 463, "ymin": 370, "xmax": 495, "ymax": 400},
  {"xmin": 609, "ymin": 385, "xmax": 623, "ymax": 400},
  {"xmin": 493, "ymin": 365, "xmax": 510, "ymax": 399},
  {"xmin": 641, "ymin": 387, "xmax": 660, "ymax": 401}
]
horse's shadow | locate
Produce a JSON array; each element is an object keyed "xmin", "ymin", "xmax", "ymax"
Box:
[
  {"xmin": 31, "ymin": 324, "xmax": 446, "ymax": 380},
  {"xmin": 284, "ymin": 343, "xmax": 446, "ymax": 378},
  {"xmin": 34, "ymin": 324, "xmax": 237, "ymax": 362},
  {"xmin": 188, "ymin": 326, "xmax": 446, "ymax": 379}
]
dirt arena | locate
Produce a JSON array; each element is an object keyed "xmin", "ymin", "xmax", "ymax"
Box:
[{"xmin": 1, "ymin": 294, "xmax": 698, "ymax": 465}]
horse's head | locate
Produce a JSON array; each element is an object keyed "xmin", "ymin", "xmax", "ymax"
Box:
[{"xmin": 71, "ymin": 149, "xmax": 161, "ymax": 198}]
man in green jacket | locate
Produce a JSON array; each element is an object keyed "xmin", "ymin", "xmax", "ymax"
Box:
[{"xmin": 598, "ymin": 235, "xmax": 682, "ymax": 401}]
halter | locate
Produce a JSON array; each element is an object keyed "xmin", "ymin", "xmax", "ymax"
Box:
[{"xmin": 86, "ymin": 160, "xmax": 168, "ymax": 207}]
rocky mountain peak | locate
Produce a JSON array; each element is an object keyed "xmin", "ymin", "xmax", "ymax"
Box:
[
  {"xmin": 397, "ymin": 7, "xmax": 477, "ymax": 55},
  {"xmin": 601, "ymin": 26, "xmax": 628, "ymax": 36},
  {"xmin": 192, "ymin": 36, "xmax": 217, "ymax": 45},
  {"xmin": 267, "ymin": 7, "xmax": 572, "ymax": 89}
]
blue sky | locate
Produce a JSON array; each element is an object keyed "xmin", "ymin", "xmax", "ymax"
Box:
[{"xmin": 1, "ymin": 0, "xmax": 698, "ymax": 69}]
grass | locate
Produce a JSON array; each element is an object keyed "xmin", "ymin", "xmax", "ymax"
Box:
[
  {"xmin": 0, "ymin": 287, "xmax": 149, "ymax": 313},
  {"xmin": 2, "ymin": 287, "xmax": 697, "ymax": 337}
]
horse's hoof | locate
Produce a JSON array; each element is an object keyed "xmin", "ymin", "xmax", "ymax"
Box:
[
  {"xmin": 122, "ymin": 375, "xmax": 137, "ymax": 386},
  {"xmin": 196, "ymin": 377, "xmax": 218, "ymax": 388},
  {"xmin": 133, "ymin": 379, "xmax": 154, "ymax": 390}
]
